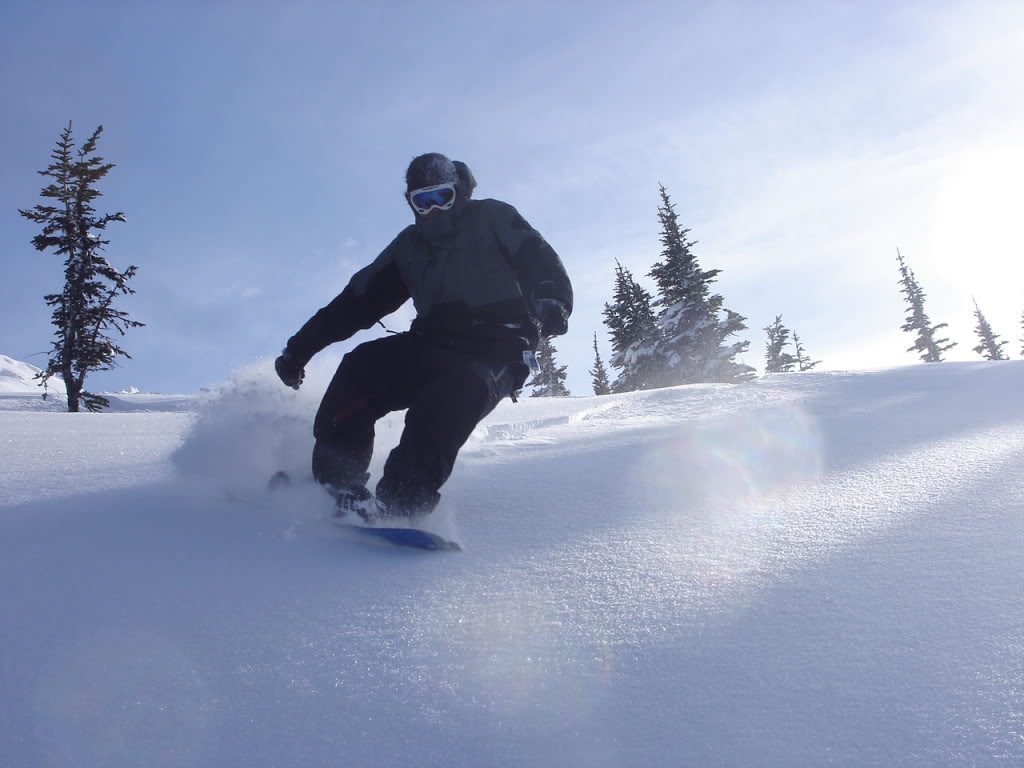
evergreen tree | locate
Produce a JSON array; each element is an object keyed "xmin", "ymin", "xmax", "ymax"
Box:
[
  {"xmin": 764, "ymin": 315, "xmax": 797, "ymax": 373},
  {"xmin": 602, "ymin": 260, "xmax": 662, "ymax": 392},
  {"xmin": 1020, "ymin": 306, "xmax": 1024, "ymax": 357},
  {"xmin": 527, "ymin": 335, "xmax": 570, "ymax": 397},
  {"xmin": 792, "ymin": 331, "xmax": 821, "ymax": 371},
  {"xmin": 19, "ymin": 123, "xmax": 142, "ymax": 412},
  {"xmin": 896, "ymin": 249, "xmax": 954, "ymax": 363},
  {"xmin": 648, "ymin": 185, "xmax": 754, "ymax": 384},
  {"xmin": 971, "ymin": 298, "xmax": 1008, "ymax": 360},
  {"xmin": 590, "ymin": 333, "xmax": 612, "ymax": 396}
]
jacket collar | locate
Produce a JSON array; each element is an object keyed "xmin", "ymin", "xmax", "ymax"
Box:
[{"xmin": 412, "ymin": 196, "xmax": 470, "ymax": 244}]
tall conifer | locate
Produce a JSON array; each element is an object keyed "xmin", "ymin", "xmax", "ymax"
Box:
[
  {"xmin": 764, "ymin": 316, "xmax": 797, "ymax": 373},
  {"xmin": 896, "ymin": 249, "xmax": 954, "ymax": 363},
  {"xmin": 19, "ymin": 123, "xmax": 143, "ymax": 411},
  {"xmin": 602, "ymin": 260, "xmax": 661, "ymax": 392},
  {"xmin": 971, "ymin": 298, "xmax": 1008, "ymax": 360},
  {"xmin": 792, "ymin": 331, "xmax": 821, "ymax": 371},
  {"xmin": 649, "ymin": 185, "xmax": 753, "ymax": 384},
  {"xmin": 527, "ymin": 335, "xmax": 570, "ymax": 397},
  {"xmin": 590, "ymin": 333, "xmax": 612, "ymax": 395}
]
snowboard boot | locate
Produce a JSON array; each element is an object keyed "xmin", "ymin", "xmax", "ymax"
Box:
[
  {"xmin": 376, "ymin": 485, "xmax": 441, "ymax": 523},
  {"xmin": 332, "ymin": 485, "xmax": 387, "ymax": 525}
]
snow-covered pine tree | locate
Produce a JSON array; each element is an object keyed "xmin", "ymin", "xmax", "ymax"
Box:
[
  {"xmin": 527, "ymin": 335, "xmax": 570, "ymax": 397},
  {"xmin": 764, "ymin": 315, "xmax": 797, "ymax": 373},
  {"xmin": 602, "ymin": 260, "xmax": 662, "ymax": 392},
  {"xmin": 895, "ymin": 249, "xmax": 955, "ymax": 363},
  {"xmin": 590, "ymin": 333, "xmax": 612, "ymax": 395},
  {"xmin": 971, "ymin": 298, "xmax": 1008, "ymax": 360},
  {"xmin": 792, "ymin": 331, "xmax": 821, "ymax": 371},
  {"xmin": 19, "ymin": 124, "xmax": 143, "ymax": 412},
  {"xmin": 649, "ymin": 185, "xmax": 754, "ymax": 384},
  {"xmin": 1020, "ymin": 306, "xmax": 1023, "ymax": 357}
]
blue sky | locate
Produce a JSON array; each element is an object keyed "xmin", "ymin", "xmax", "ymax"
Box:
[{"xmin": 2, "ymin": 0, "xmax": 1022, "ymax": 395}]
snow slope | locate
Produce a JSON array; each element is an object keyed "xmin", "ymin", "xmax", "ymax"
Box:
[
  {"xmin": 1, "ymin": 361, "xmax": 1022, "ymax": 767},
  {"xmin": 0, "ymin": 354, "xmax": 194, "ymax": 413},
  {"xmin": 0, "ymin": 353, "xmax": 64, "ymax": 395}
]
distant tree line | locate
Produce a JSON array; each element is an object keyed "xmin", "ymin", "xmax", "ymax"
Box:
[
  {"xmin": 596, "ymin": 185, "xmax": 755, "ymax": 393},
  {"xmin": 19, "ymin": 124, "xmax": 1019, "ymax": 405},
  {"xmin": 764, "ymin": 316, "xmax": 820, "ymax": 373},
  {"xmin": 581, "ymin": 184, "xmax": 822, "ymax": 395},
  {"xmin": 538, "ymin": 192, "xmax": 1021, "ymax": 397},
  {"xmin": 895, "ymin": 248, "xmax": 1010, "ymax": 362}
]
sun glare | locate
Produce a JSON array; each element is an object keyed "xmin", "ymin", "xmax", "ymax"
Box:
[{"xmin": 929, "ymin": 140, "xmax": 1024, "ymax": 292}]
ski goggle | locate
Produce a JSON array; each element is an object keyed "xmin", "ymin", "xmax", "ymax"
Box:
[{"xmin": 408, "ymin": 183, "xmax": 457, "ymax": 215}]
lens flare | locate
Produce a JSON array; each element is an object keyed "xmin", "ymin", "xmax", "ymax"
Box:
[{"xmin": 628, "ymin": 403, "xmax": 824, "ymax": 513}]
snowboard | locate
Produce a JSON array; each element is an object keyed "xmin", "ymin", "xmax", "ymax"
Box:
[
  {"xmin": 332, "ymin": 520, "xmax": 462, "ymax": 551},
  {"xmin": 268, "ymin": 471, "xmax": 462, "ymax": 552}
]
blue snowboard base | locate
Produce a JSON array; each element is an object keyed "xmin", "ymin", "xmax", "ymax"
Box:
[
  {"xmin": 334, "ymin": 521, "xmax": 462, "ymax": 552},
  {"xmin": 268, "ymin": 471, "xmax": 461, "ymax": 551}
]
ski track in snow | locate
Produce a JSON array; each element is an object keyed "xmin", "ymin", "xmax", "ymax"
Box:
[{"xmin": 1, "ymin": 361, "xmax": 1022, "ymax": 767}]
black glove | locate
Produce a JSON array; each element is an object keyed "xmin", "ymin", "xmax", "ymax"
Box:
[
  {"xmin": 535, "ymin": 298, "xmax": 569, "ymax": 337},
  {"xmin": 274, "ymin": 349, "xmax": 306, "ymax": 390}
]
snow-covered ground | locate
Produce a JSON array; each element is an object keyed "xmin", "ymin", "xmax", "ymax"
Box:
[
  {"xmin": 1, "ymin": 359, "xmax": 1022, "ymax": 766},
  {"xmin": 0, "ymin": 353, "xmax": 65, "ymax": 398}
]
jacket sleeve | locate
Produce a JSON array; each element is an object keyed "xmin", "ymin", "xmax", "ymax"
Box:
[
  {"xmin": 285, "ymin": 236, "xmax": 410, "ymax": 365},
  {"xmin": 493, "ymin": 202, "xmax": 574, "ymax": 335}
]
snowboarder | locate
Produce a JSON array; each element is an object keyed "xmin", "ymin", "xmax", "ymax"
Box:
[{"xmin": 274, "ymin": 153, "xmax": 573, "ymax": 522}]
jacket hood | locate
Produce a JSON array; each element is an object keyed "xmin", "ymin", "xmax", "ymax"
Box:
[{"xmin": 405, "ymin": 153, "xmax": 458, "ymax": 191}]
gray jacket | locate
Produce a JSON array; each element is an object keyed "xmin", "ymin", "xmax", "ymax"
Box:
[{"xmin": 287, "ymin": 198, "xmax": 573, "ymax": 365}]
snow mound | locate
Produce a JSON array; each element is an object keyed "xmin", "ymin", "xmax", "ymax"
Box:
[{"xmin": 0, "ymin": 354, "xmax": 65, "ymax": 394}]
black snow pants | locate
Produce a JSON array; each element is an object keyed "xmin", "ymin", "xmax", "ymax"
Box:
[{"xmin": 312, "ymin": 332, "xmax": 527, "ymax": 517}]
